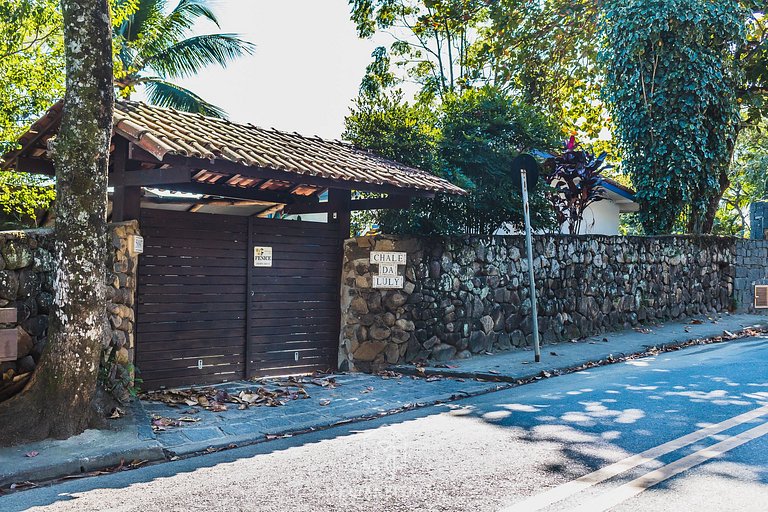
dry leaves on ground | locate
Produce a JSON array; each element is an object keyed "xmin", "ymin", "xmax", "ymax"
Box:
[{"xmin": 142, "ymin": 383, "xmax": 313, "ymax": 414}]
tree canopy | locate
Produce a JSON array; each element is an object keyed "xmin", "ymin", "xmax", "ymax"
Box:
[{"xmin": 344, "ymin": 86, "xmax": 560, "ymax": 236}]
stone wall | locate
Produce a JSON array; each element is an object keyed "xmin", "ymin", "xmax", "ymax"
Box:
[
  {"xmin": 340, "ymin": 235, "xmax": 741, "ymax": 372},
  {"xmin": 0, "ymin": 222, "xmax": 140, "ymax": 401},
  {"xmin": 734, "ymin": 239, "xmax": 768, "ymax": 314}
]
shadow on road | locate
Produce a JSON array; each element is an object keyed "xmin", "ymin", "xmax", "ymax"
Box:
[{"xmin": 4, "ymin": 336, "xmax": 768, "ymax": 511}]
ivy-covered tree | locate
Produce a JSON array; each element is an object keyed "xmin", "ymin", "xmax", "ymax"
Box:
[{"xmin": 599, "ymin": 0, "xmax": 746, "ymax": 234}]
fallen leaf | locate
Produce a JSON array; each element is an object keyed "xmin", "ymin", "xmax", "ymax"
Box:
[
  {"xmin": 24, "ymin": 451, "xmax": 39, "ymax": 458},
  {"xmin": 690, "ymin": 319, "xmax": 703, "ymax": 325},
  {"xmin": 319, "ymin": 399, "xmax": 331, "ymax": 406},
  {"xmin": 108, "ymin": 407, "xmax": 124, "ymax": 419},
  {"xmin": 549, "ymin": 352, "xmax": 558, "ymax": 356}
]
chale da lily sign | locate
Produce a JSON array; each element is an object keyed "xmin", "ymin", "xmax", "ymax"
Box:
[{"xmin": 370, "ymin": 251, "xmax": 406, "ymax": 289}]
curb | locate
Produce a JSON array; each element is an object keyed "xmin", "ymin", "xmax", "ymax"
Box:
[
  {"xmin": 389, "ymin": 324, "xmax": 768, "ymax": 383},
  {"xmin": 0, "ymin": 401, "xmax": 167, "ymax": 490}
]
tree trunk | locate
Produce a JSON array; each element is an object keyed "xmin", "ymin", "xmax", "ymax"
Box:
[{"xmin": 0, "ymin": 0, "xmax": 113, "ymax": 446}]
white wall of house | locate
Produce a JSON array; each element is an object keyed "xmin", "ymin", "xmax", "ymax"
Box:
[{"xmin": 563, "ymin": 199, "xmax": 621, "ymax": 235}]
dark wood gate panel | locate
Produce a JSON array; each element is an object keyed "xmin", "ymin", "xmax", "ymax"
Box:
[
  {"xmin": 247, "ymin": 217, "xmax": 341, "ymax": 377},
  {"xmin": 137, "ymin": 209, "xmax": 248, "ymax": 389}
]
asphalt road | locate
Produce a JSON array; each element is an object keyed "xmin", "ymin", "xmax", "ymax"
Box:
[{"xmin": 4, "ymin": 336, "xmax": 768, "ymax": 512}]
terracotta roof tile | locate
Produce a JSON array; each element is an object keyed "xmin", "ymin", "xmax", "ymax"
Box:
[{"xmin": 112, "ymin": 101, "xmax": 465, "ymax": 195}]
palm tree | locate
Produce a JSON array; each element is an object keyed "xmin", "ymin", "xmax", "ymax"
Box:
[{"xmin": 113, "ymin": 0, "xmax": 255, "ymax": 117}]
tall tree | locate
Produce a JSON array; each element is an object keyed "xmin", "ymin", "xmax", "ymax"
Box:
[
  {"xmin": 113, "ymin": 0, "xmax": 255, "ymax": 117},
  {"xmin": 600, "ymin": 0, "xmax": 746, "ymax": 234},
  {"xmin": 349, "ymin": 1, "xmax": 612, "ymax": 153},
  {"xmin": 0, "ymin": 0, "xmax": 114, "ymax": 444}
]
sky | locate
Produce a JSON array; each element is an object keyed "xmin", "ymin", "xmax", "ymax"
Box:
[{"xmin": 157, "ymin": 0, "xmax": 385, "ymax": 140}]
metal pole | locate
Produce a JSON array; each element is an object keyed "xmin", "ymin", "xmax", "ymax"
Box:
[{"xmin": 520, "ymin": 169, "xmax": 541, "ymax": 363}]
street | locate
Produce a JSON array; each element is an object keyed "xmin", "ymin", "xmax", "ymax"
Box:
[{"xmin": 4, "ymin": 335, "xmax": 768, "ymax": 512}]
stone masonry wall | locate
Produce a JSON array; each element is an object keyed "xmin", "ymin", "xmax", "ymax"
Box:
[
  {"xmin": 0, "ymin": 222, "xmax": 140, "ymax": 401},
  {"xmin": 340, "ymin": 235, "xmax": 741, "ymax": 372},
  {"xmin": 734, "ymin": 239, "xmax": 768, "ymax": 314}
]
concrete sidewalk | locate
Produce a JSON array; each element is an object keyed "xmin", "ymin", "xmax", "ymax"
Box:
[
  {"xmin": 391, "ymin": 312, "xmax": 767, "ymax": 381},
  {"xmin": 0, "ymin": 399, "xmax": 163, "ymax": 488},
  {"xmin": 1, "ymin": 312, "xmax": 765, "ymax": 490}
]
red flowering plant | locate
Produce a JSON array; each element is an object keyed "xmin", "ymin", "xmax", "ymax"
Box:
[{"xmin": 543, "ymin": 136, "xmax": 608, "ymax": 235}]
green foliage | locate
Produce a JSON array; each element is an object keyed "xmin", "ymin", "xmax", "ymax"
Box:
[
  {"xmin": 0, "ymin": 0, "xmax": 64, "ymax": 154},
  {"xmin": 439, "ymin": 87, "xmax": 560, "ymax": 234},
  {"xmin": 0, "ymin": 171, "xmax": 55, "ymax": 228},
  {"xmin": 599, "ymin": 0, "xmax": 746, "ymax": 234},
  {"xmin": 713, "ymin": 125, "xmax": 768, "ymax": 237},
  {"xmin": 349, "ymin": 1, "xmax": 615, "ymax": 157},
  {"xmin": 0, "ymin": 1, "xmax": 62, "ymax": 229},
  {"xmin": 113, "ymin": 0, "xmax": 255, "ymax": 117},
  {"xmin": 344, "ymin": 86, "xmax": 559, "ymax": 236}
]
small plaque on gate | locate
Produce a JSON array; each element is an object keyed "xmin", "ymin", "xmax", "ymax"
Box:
[{"xmin": 253, "ymin": 246, "xmax": 273, "ymax": 267}]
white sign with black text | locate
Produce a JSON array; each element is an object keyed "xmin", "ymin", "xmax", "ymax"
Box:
[
  {"xmin": 370, "ymin": 251, "xmax": 406, "ymax": 289},
  {"xmin": 253, "ymin": 246, "xmax": 273, "ymax": 267}
]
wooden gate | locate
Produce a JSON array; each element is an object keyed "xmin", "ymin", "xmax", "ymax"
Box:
[{"xmin": 136, "ymin": 209, "xmax": 340, "ymax": 389}]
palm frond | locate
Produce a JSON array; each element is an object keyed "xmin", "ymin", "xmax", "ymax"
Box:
[
  {"xmin": 115, "ymin": 0, "xmax": 165, "ymax": 41},
  {"xmin": 142, "ymin": 77, "xmax": 228, "ymax": 118},
  {"xmin": 145, "ymin": 34, "xmax": 255, "ymax": 79},
  {"xmin": 160, "ymin": 0, "xmax": 220, "ymax": 41}
]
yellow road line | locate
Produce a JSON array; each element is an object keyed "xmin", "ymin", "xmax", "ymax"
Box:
[
  {"xmin": 570, "ymin": 419, "xmax": 768, "ymax": 512},
  {"xmin": 499, "ymin": 404, "xmax": 768, "ymax": 512}
]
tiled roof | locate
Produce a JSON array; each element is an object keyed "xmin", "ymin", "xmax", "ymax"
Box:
[
  {"xmin": 2, "ymin": 101, "xmax": 465, "ymax": 196},
  {"xmin": 113, "ymin": 101, "xmax": 464, "ymax": 195}
]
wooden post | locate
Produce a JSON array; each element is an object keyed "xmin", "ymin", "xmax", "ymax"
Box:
[
  {"xmin": 245, "ymin": 215, "xmax": 254, "ymax": 379},
  {"xmin": 111, "ymin": 138, "xmax": 141, "ymax": 221},
  {"xmin": 328, "ymin": 188, "xmax": 351, "ymax": 239}
]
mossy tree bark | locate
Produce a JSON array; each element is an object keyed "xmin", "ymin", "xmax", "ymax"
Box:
[{"xmin": 0, "ymin": 0, "xmax": 114, "ymax": 446}]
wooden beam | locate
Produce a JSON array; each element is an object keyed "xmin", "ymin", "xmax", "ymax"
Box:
[
  {"xmin": 108, "ymin": 167, "xmax": 191, "ymax": 187},
  {"xmin": 142, "ymin": 196, "xmax": 278, "ymax": 207},
  {"xmin": 256, "ymin": 204, "xmax": 284, "ymax": 218},
  {"xmin": 15, "ymin": 157, "xmax": 55, "ymax": 176},
  {"xmin": 352, "ymin": 195, "xmax": 411, "ymax": 210},
  {"xmin": 169, "ymin": 182, "xmax": 295, "ymax": 204},
  {"xmin": 111, "ymin": 138, "xmax": 130, "ymax": 222},
  {"xmin": 283, "ymin": 195, "xmax": 412, "ymax": 215},
  {"xmin": 127, "ymin": 152, "xmax": 437, "ymax": 198}
]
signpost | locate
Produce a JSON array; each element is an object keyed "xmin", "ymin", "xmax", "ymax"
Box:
[{"xmin": 511, "ymin": 154, "xmax": 542, "ymax": 363}]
